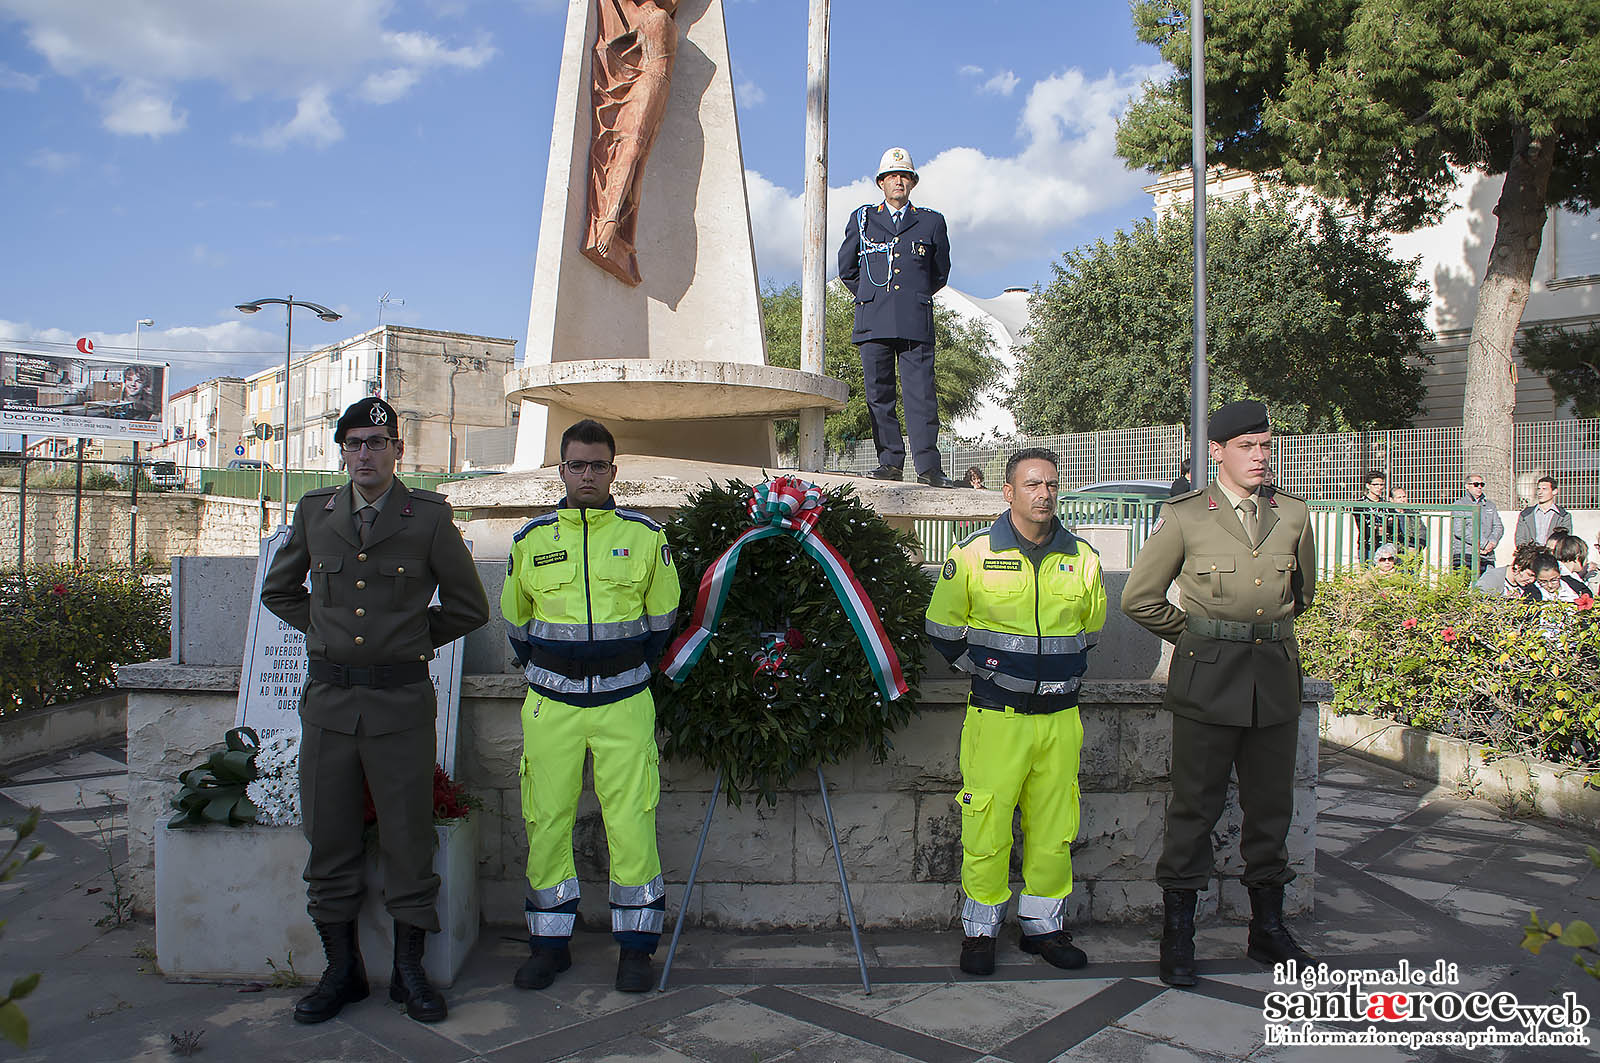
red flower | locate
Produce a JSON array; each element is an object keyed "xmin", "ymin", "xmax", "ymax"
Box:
[
  {"xmin": 1401, "ymin": 617, "xmax": 1418, "ymax": 630},
  {"xmin": 51, "ymin": 583, "xmax": 68, "ymax": 597},
  {"xmin": 785, "ymin": 627, "xmax": 806, "ymax": 648},
  {"xmin": 1441, "ymin": 627, "xmax": 1459, "ymax": 642},
  {"xmin": 1577, "ymin": 594, "xmax": 1594, "ymax": 612}
]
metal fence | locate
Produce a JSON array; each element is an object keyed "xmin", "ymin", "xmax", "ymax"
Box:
[
  {"xmin": 911, "ymin": 492, "xmax": 1479, "ymax": 580},
  {"xmin": 831, "ymin": 417, "xmax": 1600, "ymax": 508}
]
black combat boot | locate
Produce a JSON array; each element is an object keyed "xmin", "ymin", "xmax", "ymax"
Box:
[
  {"xmin": 389, "ymin": 922, "xmax": 447, "ymax": 1023},
  {"xmin": 514, "ymin": 940, "xmax": 572, "ymax": 990},
  {"xmin": 1246, "ymin": 885, "xmax": 1314, "ymax": 967},
  {"xmin": 958, "ymin": 934, "xmax": 996, "ymax": 976},
  {"xmin": 1159, "ymin": 889, "xmax": 1199, "ymax": 988},
  {"xmin": 294, "ymin": 920, "xmax": 369, "ymax": 1024},
  {"xmin": 1020, "ymin": 930, "xmax": 1088, "ymax": 969},
  {"xmin": 615, "ymin": 947, "xmax": 654, "ymax": 993}
]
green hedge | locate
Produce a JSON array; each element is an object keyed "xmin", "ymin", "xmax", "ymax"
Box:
[
  {"xmin": 1298, "ymin": 570, "xmax": 1600, "ymax": 772},
  {"xmin": 0, "ymin": 565, "xmax": 171, "ymax": 715}
]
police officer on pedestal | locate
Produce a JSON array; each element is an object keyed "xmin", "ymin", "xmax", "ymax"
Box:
[
  {"xmin": 838, "ymin": 147, "xmax": 958, "ymax": 488},
  {"xmin": 925, "ymin": 447, "xmax": 1107, "ymax": 975},
  {"xmin": 1121, "ymin": 400, "xmax": 1317, "ymax": 988},
  {"xmin": 262, "ymin": 397, "xmax": 490, "ymax": 1024}
]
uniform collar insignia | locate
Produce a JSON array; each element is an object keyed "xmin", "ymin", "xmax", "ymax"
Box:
[
  {"xmin": 324, "ymin": 494, "xmax": 337, "ymax": 511},
  {"xmin": 1208, "ymin": 496, "xmax": 1218, "ymax": 510},
  {"xmin": 402, "ymin": 501, "xmax": 413, "ymax": 516}
]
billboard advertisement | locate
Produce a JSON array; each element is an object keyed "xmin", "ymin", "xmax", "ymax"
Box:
[{"xmin": 0, "ymin": 349, "xmax": 167, "ymax": 441}]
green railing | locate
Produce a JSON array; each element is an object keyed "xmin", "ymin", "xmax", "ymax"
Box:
[
  {"xmin": 911, "ymin": 495, "xmax": 1483, "ymax": 578},
  {"xmin": 199, "ymin": 468, "xmax": 470, "ymax": 502}
]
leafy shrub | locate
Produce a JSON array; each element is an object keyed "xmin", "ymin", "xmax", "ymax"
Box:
[
  {"xmin": 0, "ymin": 564, "xmax": 170, "ymax": 714},
  {"xmin": 1298, "ymin": 570, "xmax": 1600, "ymax": 772}
]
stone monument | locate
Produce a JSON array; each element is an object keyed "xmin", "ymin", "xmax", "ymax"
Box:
[{"xmin": 507, "ymin": 0, "xmax": 845, "ymax": 469}]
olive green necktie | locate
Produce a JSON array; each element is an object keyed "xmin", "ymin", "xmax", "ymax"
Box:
[{"xmin": 1238, "ymin": 496, "xmax": 1258, "ymax": 544}]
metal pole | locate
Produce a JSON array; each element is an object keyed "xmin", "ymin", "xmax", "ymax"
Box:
[
  {"xmin": 817, "ymin": 765, "xmax": 871, "ymax": 994},
  {"xmin": 796, "ymin": 0, "xmax": 830, "ymax": 472},
  {"xmin": 73, "ymin": 438, "xmax": 84, "ymax": 564},
  {"xmin": 1188, "ymin": 0, "xmax": 1209, "ymax": 483},
  {"xmin": 282, "ymin": 297, "xmax": 292, "ymax": 524},
  {"xmin": 18, "ymin": 434, "xmax": 26, "ymax": 573},
  {"xmin": 658, "ymin": 771, "xmax": 722, "ymax": 992},
  {"xmin": 130, "ymin": 440, "xmax": 139, "ymax": 568}
]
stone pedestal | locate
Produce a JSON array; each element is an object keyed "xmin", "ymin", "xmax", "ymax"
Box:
[{"xmin": 153, "ymin": 818, "xmax": 479, "ymax": 986}]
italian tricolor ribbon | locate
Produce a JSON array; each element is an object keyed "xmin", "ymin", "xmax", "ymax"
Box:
[{"xmin": 661, "ymin": 477, "xmax": 909, "ymax": 702}]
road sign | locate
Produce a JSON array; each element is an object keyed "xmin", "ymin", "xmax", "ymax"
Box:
[
  {"xmin": 235, "ymin": 444, "xmax": 246, "ymax": 456},
  {"xmin": 255, "ymin": 422, "xmax": 273, "ymax": 441},
  {"xmin": 195, "ymin": 437, "xmax": 206, "ymax": 450}
]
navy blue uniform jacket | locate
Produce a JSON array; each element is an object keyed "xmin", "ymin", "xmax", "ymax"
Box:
[{"xmin": 837, "ymin": 202, "xmax": 951, "ymax": 346}]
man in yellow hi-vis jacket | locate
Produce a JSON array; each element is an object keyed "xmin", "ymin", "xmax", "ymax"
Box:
[
  {"xmin": 925, "ymin": 447, "xmax": 1107, "ymax": 976},
  {"xmin": 501, "ymin": 419, "xmax": 679, "ymax": 993}
]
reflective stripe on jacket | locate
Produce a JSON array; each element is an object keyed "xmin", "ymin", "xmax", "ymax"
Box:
[
  {"xmin": 502, "ymin": 500, "xmax": 679, "ymax": 706},
  {"xmin": 925, "ymin": 514, "xmax": 1107, "ymax": 706}
]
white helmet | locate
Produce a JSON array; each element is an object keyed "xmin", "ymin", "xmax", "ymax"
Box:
[{"xmin": 875, "ymin": 146, "xmax": 918, "ymax": 183}]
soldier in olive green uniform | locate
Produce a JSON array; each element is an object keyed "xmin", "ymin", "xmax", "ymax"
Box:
[
  {"xmin": 1121, "ymin": 400, "xmax": 1316, "ymax": 988},
  {"xmin": 262, "ymin": 397, "xmax": 489, "ymax": 1025}
]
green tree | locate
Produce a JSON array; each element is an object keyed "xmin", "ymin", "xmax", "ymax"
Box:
[
  {"xmin": 763, "ymin": 282, "xmax": 1005, "ymax": 455},
  {"xmin": 1012, "ymin": 194, "xmax": 1430, "ymax": 434},
  {"xmin": 1520, "ymin": 325, "xmax": 1600, "ymax": 418},
  {"xmin": 1116, "ymin": 1, "xmax": 1600, "ymax": 502}
]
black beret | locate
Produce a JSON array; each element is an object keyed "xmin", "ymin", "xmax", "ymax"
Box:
[
  {"xmin": 334, "ymin": 397, "xmax": 399, "ymax": 442},
  {"xmin": 1208, "ymin": 399, "xmax": 1270, "ymax": 443}
]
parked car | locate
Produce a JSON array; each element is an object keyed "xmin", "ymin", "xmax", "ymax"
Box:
[
  {"xmin": 146, "ymin": 460, "xmax": 184, "ymax": 490},
  {"xmin": 1069, "ymin": 479, "xmax": 1173, "ymax": 500},
  {"xmin": 226, "ymin": 459, "xmax": 273, "ymax": 471}
]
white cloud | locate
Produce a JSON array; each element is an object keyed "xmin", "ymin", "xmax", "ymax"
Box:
[
  {"xmin": 248, "ymin": 87, "xmax": 344, "ymax": 150},
  {"xmin": 190, "ymin": 244, "xmax": 228, "ymax": 268},
  {"xmin": 101, "ymin": 79, "xmax": 186, "ymax": 137},
  {"xmin": 360, "ymin": 68, "xmax": 422, "ymax": 105},
  {"xmin": 735, "ymin": 78, "xmax": 766, "ymax": 106},
  {"xmin": 745, "ymin": 64, "xmax": 1166, "ymax": 282},
  {"xmin": 0, "ymin": 64, "xmax": 39, "ymax": 90},
  {"xmin": 28, "ymin": 148, "xmax": 79, "ymax": 172},
  {"xmin": 0, "ymin": 0, "xmax": 496, "ymax": 142},
  {"xmin": 958, "ymin": 64, "xmax": 983, "ymax": 78},
  {"xmin": 982, "ymin": 70, "xmax": 1019, "ymax": 97}
]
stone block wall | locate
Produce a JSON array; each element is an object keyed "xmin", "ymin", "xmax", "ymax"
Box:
[
  {"xmin": 120, "ymin": 663, "xmax": 1322, "ymax": 931},
  {"xmin": 0, "ymin": 487, "xmax": 268, "ymax": 566}
]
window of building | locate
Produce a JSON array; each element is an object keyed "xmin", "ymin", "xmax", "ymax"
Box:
[{"xmin": 1549, "ymin": 207, "xmax": 1600, "ymax": 289}]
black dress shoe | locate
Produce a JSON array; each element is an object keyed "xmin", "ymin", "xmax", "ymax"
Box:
[
  {"xmin": 917, "ymin": 470, "xmax": 959, "ymax": 489},
  {"xmin": 866, "ymin": 465, "xmax": 904, "ymax": 481}
]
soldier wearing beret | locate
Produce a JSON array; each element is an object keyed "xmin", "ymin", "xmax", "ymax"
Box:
[
  {"xmin": 838, "ymin": 146, "xmax": 958, "ymax": 489},
  {"xmin": 1121, "ymin": 400, "xmax": 1317, "ymax": 987},
  {"xmin": 262, "ymin": 397, "xmax": 490, "ymax": 1025}
]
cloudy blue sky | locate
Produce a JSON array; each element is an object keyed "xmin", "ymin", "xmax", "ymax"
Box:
[{"xmin": 0, "ymin": 0, "xmax": 1167, "ymax": 391}]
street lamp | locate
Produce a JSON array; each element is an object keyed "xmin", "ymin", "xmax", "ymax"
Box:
[
  {"xmin": 236, "ymin": 296, "xmax": 342, "ymax": 523},
  {"xmin": 135, "ymin": 318, "xmax": 154, "ymax": 358}
]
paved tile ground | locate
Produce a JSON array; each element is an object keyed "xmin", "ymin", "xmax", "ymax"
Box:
[{"xmin": 2, "ymin": 742, "xmax": 1598, "ymax": 1062}]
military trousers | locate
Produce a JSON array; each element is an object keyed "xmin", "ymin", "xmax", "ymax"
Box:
[
  {"xmin": 1158, "ymin": 712, "xmax": 1299, "ymax": 891},
  {"xmin": 859, "ymin": 338, "xmax": 940, "ymax": 476},
  {"xmin": 300, "ymin": 709, "xmax": 440, "ymax": 931},
  {"xmin": 956, "ymin": 702, "xmax": 1083, "ymax": 939},
  {"xmin": 519, "ymin": 687, "xmax": 664, "ymax": 951}
]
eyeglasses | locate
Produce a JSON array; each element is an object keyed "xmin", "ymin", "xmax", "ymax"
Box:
[
  {"xmin": 1467, "ymin": 481, "xmax": 1484, "ymax": 487},
  {"xmin": 1536, "ymin": 575, "xmax": 1562, "ymax": 588},
  {"xmin": 340, "ymin": 436, "xmax": 393, "ymax": 453},
  {"xmin": 562, "ymin": 459, "xmax": 613, "ymax": 475},
  {"xmin": 1376, "ymin": 556, "xmax": 1397, "ymax": 564}
]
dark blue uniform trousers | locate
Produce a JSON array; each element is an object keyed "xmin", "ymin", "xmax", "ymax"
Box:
[{"xmin": 860, "ymin": 338, "xmax": 940, "ymax": 476}]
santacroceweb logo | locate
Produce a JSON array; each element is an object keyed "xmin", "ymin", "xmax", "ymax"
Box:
[{"xmin": 1262, "ymin": 959, "xmax": 1592, "ymax": 1051}]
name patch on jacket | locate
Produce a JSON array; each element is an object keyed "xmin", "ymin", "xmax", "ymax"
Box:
[
  {"xmin": 983, "ymin": 558, "xmax": 1023, "ymax": 571},
  {"xmin": 531, "ymin": 550, "xmax": 568, "ymax": 567}
]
